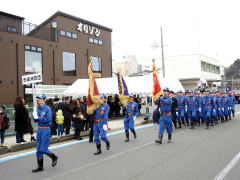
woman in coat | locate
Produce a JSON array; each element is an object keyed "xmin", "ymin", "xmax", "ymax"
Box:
[{"xmin": 14, "ymin": 96, "xmax": 35, "ymax": 143}]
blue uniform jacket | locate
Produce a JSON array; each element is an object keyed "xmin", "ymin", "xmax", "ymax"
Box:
[
  {"xmin": 95, "ymin": 103, "xmax": 109, "ymax": 125},
  {"xmin": 35, "ymin": 104, "xmax": 52, "ymax": 127},
  {"xmin": 186, "ymin": 96, "xmax": 198, "ymax": 109},
  {"xmin": 158, "ymin": 96, "xmax": 172, "ymax": 113},
  {"xmin": 125, "ymin": 101, "xmax": 139, "ymax": 117},
  {"xmin": 176, "ymin": 96, "xmax": 186, "ymax": 108}
]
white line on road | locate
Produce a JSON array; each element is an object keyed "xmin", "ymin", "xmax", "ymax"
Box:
[
  {"xmin": 50, "ymin": 129, "xmax": 190, "ymax": 179},
  {"xmin": 213, "ymin": 152, "xmax": 240, "ymax": 180}
]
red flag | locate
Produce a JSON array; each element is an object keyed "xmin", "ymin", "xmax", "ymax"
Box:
[
  {"xmin": 87, "ymin": 57, "xmax": 102, "ymax": 114},
  {"xmin": 152, "ymin": 61, "xmax": 162, "ymax": 100}
]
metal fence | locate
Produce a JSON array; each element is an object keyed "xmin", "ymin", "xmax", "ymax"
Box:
[{"xmin": 5, "ymin": 107, "xmax": 38, "ymax": 136}]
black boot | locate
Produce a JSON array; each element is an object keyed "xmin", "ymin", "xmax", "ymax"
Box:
[
  {"xmin": 178, "ymin": 122, "xmax": 182, "ymax": 128},
  {"xmin": 131, "ymin": 129, "xmax": 137, "ymax": 139},
  {"xmin": 94, "ymin": 144, "xmax": 102, "ymax": 155},
  {"xmin": 32, "ymin": 159, "xmax": 43, "ymax": 173},
  {"xmin": 125, "ymin": 133, "xmax": 130, "ymax": 142},
  {"xmin": 206, "ymin": 122, "xmax": 209, "ymax": 129},
  {"xmin": 229, "ymin": 115, "xmax": 231, "ymax": 120},
  {"xmin": 48, "ymin": 153, "xmax": 58, "ymax": 167},
  {"xmin": 155, "ymin": 134, "xmax": 163, "ymax": 144},
  {"xmin": 168, "ymin": 134, "xmax": 172, "ymax": 143},
  {"xmin": 31, "ymin": 136, "xmax": 36, "ymax": 141},
  {"xmin": 190, "ymin": 122, "xmax": 194, "ymax": 129},
  {"xmin": 106, "ymin": 141, "xmax": 110, "ymax": 150}
]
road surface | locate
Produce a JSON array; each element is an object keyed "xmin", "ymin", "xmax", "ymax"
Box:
[{"xmin": 0, "ymin": 105, "xmax": 240, "ymax": 180}]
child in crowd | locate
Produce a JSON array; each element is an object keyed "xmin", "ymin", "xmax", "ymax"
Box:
[
  {"xmin": 56, "ymin": 109, "xmax": 64, "ymax": 137},
  {"xmin": 72, "ymin": 109, "xmax": 84, "ymax": 140},
  {"xmin": 0, "ymin": 106, "xmax": 10, "ymax": 147}
]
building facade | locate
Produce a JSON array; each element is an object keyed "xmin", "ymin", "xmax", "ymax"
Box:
[
  {"xmin": 140, "ymin": 54, "xmax": 225, "ymax": 90},
  {"xmin": 0, "ymin": 11, "xmax": 112, "ymax": 103}
]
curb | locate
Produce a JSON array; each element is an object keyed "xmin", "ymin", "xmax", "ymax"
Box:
[{"xmin": 0, "ymin": 120, "xmax": 153, "ymax": 155}]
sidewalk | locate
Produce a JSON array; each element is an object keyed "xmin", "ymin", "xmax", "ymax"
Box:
[{"xmin": 0, "ymin": 115, "xmax": 152, "ymax": 155}]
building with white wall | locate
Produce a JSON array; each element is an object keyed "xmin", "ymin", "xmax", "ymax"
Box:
[{"xmin": 140, "ymin": 54, "xmax": 225, "ymax": 90}]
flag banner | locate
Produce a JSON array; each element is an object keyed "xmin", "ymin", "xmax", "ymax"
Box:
[
  {"xmin": 87, "ymin": 57, "xmax": 102, "ymax": 114},
  {"xmin": 152, "ymin": 60, "xmax": 162, "ymax": 100},
  {"xmin": 117, "ymin": 70, "xmax": 130, "ymax": 106}
]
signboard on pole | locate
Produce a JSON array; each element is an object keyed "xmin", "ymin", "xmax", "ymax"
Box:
[{"xmin": 22, "ymin": 73, "xmax": 42, "ymax": 85}]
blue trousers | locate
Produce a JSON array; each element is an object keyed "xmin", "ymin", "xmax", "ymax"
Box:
[
  {"xmin": 124, "ymin": 115, "xmax": 135, "ymax": 131},
  {"xmin": 0, "ymin": 129, "xmax": 5, "ymax": 144},
  {"xmin": 36, "ymin": 128, "xmax": 52, "ymax": 159},
  {"xmin": 159, "ymin": 115, "xmax": 173, "ymax": 134},
  {"xmin": 57, "ymin": 124, "xmax": 64, "ymax": 136},
  {"xmin": 203, "ymin": 108, "xmax": 212, "ymax": 123},
  {"xmin": 223, "ymin": 107, "xmax": 229, "ymax": 116},
  {"xmin": 188, "ymin": 108, "xmax": 197, "ymax": 123},
  {"xmin": 177, "ymin": 108, "xmax": 185, "ymax": 122},
  {"xmin": 93, "ymin": 122, "xmax": 109, "ymax": 144}
]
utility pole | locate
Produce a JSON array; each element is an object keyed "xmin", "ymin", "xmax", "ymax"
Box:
[{"xmin": 160, "ymin": 27, "xmax": 165, "ymax": 78}]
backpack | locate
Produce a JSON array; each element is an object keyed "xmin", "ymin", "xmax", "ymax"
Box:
[{"xmin": 5, "ymin": 116, "xmax": 10, "ymax": 129}]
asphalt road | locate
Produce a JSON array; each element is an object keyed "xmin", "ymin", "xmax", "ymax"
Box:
[{"xmin": 0, "ymin": 105, "xmax": 240, "ymax": 180}]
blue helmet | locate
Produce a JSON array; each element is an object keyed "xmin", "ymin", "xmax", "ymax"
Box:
[
  {"xmin": 178, "ymin": 90, "xmax": 183, "ymax": 93},
  {"xmin": 163, "ymin": 87, "xmax": 170, "ymax": 92},
  {"xmin": 36, "ymin": 94, "xmax": 47, "ymax": 99},
  {"xmin": 100, "ymin": 93, "xmax": 107, "ymax": 98}
]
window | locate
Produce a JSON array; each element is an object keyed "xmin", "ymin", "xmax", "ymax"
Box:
[
  {"xmin": 216, "ymin": 66, "xmax": 220, "ymax": 74},
  {"xmin": 60, "ymin": 30, "xmax": 66, "ymax": 36},
  {"xmin": 98, "ymin": 40, "xmax": 103, "ymax": 45},
  {"xmin": 37, "ymin": 47, "xmax": 42, "ymax": 52},
  {"xmin": 93, "ymin": 39, "xmax": 99, "ymax": 44},
  {"xmin": 25, "ymin": 45, "xmax": 42, "ymax": 73},
  {"xmin": 201, "ymin": 61, "xmax": 205, "ymax": 71},
  {"xmin": 51, "ymin": 21, "xmax": 58, "ymax": 28},
  {"xmin": 92, "ymin": 56, "xmax": 102, "ymax": 72},
  {"xmin": 7, "ymin": 26, "xmax": 17, "ymax": 33},
  {"xmin": 89, "ymin": 38, "xmax": 94, "ymax": 43},
  {"xmin": 210, "ymin": 64, "xmax": 215, "ymax": 73},
  {"xmin": 63, "ymin": 52, "xmax": 76, "ymax": 76},
  {"xmin": 72, "ymin": 33, "xmax": 77, "ymax": 39},
  {"xmin": 206, "ymin": 63, "xmax": 210, "ymax": 72},
  {"xmin": 66, "ymin": 32, "xmax": 72, "ymax": 38}
]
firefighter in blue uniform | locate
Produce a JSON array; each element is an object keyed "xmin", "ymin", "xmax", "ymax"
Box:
[
  {"xmin": 196, "ymin": 91, "xmax": 203, "ymax": 126},
  {"xmin": 211, "ymin": 90, "xmax": 218, "ymax": 125},
  {"xmin": 216, "ymin": 91, "xmax": 224, "ymax": 122},
  {"xmin": 93, "ymin": 94, "xmax": 110, "ymax": 155},
  {"xmin": 124, "ymin": 94, "xmax": 139, "ymax": 142},
  {"xmin": 176, "ymin": 90, "xmax": 186, "ymax": 128},
  {"xmin": 228, "ymin": 92, "xmax": 236, "ymax": 118},
  {"xmin": 201, "ymin": 89, "xmax": 213, "ymax": 129},
  {"xmin": 32, "ymin": 94, "xmax": 58, "ymax": 173},
  {"xmin": 184, "ymin": 91, "xmax": 190, "ymax": 126},
  {"xmin": 222, "ymin": 92, "xmax": 230, "ymax": 120},
  {"xmin": 155, "ymin": 88, "xmax": 173, "ymax": 144},
  {"xmin": 186, "ymin": 90, "xmax": 198, "ymax": 129}
]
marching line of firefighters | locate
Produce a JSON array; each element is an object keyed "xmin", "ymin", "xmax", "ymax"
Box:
[{"xmin": 30, "ymin": 87, "xmax": 237, "ymax": 172}]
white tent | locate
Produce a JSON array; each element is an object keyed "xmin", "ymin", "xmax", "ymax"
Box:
[{"xmin": 63, "ymin": 74, "xmax": 184, "ymax": 98}]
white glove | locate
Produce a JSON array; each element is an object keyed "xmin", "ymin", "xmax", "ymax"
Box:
[
  {"xmin": 199, "ymin": 108, "xmax": 201, "ymax": 112},
  {"xmin": 218, "ymin": 108, "xmax": 220, "ymax": 111},
  {"xmin": 133, "ymin": 116, "xmax": 136, "ymax": 120},
  {"xmin": 213, "ymin": 109, "xmax": 216, "ymax": 112},
  {"xmin": 80, "ymin": 115, "xmax": 84, "ymax": 119},
  {"xmin": 33, "ymin": 111, "xmax": 38, "ymax": 119},
  {"xmin": 176, "ymin": 112, "xmax": 178, "ymax": 116},
  {"xmin": 103, "ymin": 124, "xmax": 108, "ymax": 131},
  {"xmin": 228, "ymin": 107, "xmax": 230, "ymax": 110},
  {"xmin": 222, "ymin": 108, "xmax": 224, "ymax": 111}
]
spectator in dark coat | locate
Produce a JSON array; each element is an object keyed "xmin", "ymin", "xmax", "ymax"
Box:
[
  {"xmin": 72, "ymin": 109, "xmax": 84, "ymax": 140},
  {"xmin": 14, "ymin": 96, "xmax": 35, "ymax": 143},
  {"xmin": 60, "ymin": 97, "xmax": 73, "ymax": 135},
  {"xmin": 113, "ymin": 95, "xmax": 121, "ymax": 117}
]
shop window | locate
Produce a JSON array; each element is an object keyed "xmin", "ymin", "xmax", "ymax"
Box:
[
  {"xmin": 25, "ymin": 45, "xmax": 42, "ymax": 73},
  {"xmin": 92, "ymin": 56, "xmax": 102, "ymax": 72},
  {"xmin": 66, "ymin": 32, "xmax": 72, "ymax": 38},
  {"xmin": 63, "ymin": 52, "xmax": 76, "ymax": 76},
  {"xmin": 201, "ymin": 61, "xmax": 205, "ymax": 71},
  {"xmin": 72, "ymin": 33, "xmax": 77, "ymax": 39},
  {"xmin": 98, "ymin": 40, "xmax": 103, "ymax": 45},
  {"xmin": 93, "ymin": 39, "xmax": 99, "ymax": 44}
]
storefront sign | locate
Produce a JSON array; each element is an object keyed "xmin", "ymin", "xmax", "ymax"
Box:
[
  {"xmin": 22, "ymin": 73, "xmax": 42, "ymax": 85},
  {"xmin": 77, "ymin": 22, "xmax": 100, "ymax": 36}
]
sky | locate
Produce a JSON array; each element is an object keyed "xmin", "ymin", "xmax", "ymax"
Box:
[{"xmin": 2, "ymin": 0, "xmax": 240, "ymax": 66}]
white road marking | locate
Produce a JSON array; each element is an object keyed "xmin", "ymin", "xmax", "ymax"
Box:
[
  {"xmin": 50, "ymin": 129, "xmax": 190, "ymax": 179},
  {"xmin": 213, "ymin": 152, "xmax": 240, "ymax": 180}
]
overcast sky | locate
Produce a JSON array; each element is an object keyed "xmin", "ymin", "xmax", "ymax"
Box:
[{"xmin": 2, "ymin": 0, "xmax": 240, "ymax": 66}]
